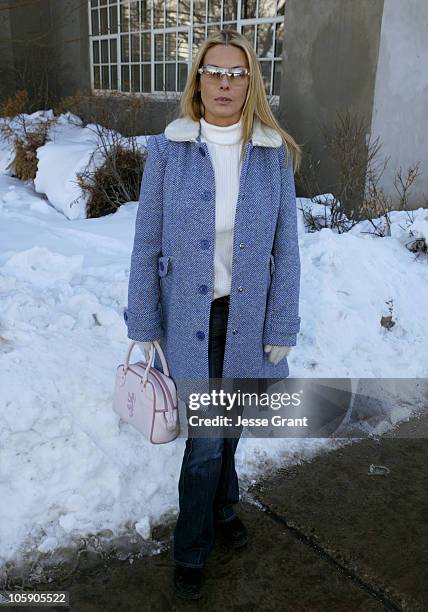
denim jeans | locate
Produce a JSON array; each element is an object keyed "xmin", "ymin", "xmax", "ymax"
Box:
[{"xmin": 173, "ymin": 295, "xmax": 242, "ymax": 568}]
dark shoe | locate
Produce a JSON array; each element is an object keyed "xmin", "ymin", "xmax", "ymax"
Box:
[
  {"xmin": 174, "ymin": 565, "xmax": 203, "ymax": 600},
  {"xmin": 215, "ymin": 515, "xmax": 248, "ymax": 549}
]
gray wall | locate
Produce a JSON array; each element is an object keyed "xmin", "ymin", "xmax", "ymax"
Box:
[
  {"xmin": 371, "ymin": 0, "xmax": 428, "ymax": 208},
  {"xmin": 49, "ymin": 0, "xmax": 91, "ymax": 99},
  {"xmin": 0, "ymin": 0, "xmax": 91, "ymax": 109},
  {"xmin": 280, "ymin": 0, "xmax": 384, "ymax": 206},
  {"xmin": 0, "ymin": 1, "xmax": 15, "ymax": 98},
  {"xmin": 4, "ymin": 0, "xmax": 55, "ymax": 108}
]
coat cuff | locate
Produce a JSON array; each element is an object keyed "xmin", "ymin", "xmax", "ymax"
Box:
[
  {"xmin": 262, "ymin": 315, "xmax": 301, "ymax": 347},
  {"xmin": 123, "ymin": 306, "xmax": 163, "ymax": 342}
]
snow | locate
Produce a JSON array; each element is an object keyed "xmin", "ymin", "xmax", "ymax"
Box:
[
  {"xmin": 1, "ymin": 110, "xmax": 149, "ymax": 220},
  {"xmin": 0, "ymin": 114, "xmax": 427, "ymax": 570}
]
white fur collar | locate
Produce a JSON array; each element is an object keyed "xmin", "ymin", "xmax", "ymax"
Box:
[{"xmin": 164, "ymin": 115, "xmax": 282, "ymax": 147}]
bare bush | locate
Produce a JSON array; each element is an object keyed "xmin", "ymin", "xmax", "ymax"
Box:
[
  {"xmin": 54, "ymin": 88, "xmax": 123, "ymax": 130},
  {"xmin": 299, "ymin": 110, "xmax": 425, "ymax": 238},
  {"xmin": 360, "ymin": 161, "xmax": 422, "ymax": 238},
  {"xmin": 298, "ymin": 110, "xmax": 376, "ymax": 234},
  {"xmin": 322, "ymin": 110, "xmax": 373, "ymax": 219},
  {"xmin": 0, "ymin": 92, "xmax": 57, "ymax": 181},
  {"xmin": 75, "ymin": 126, "xmax": 147, "ymax": 218},
  {"xmin": 58, "ymin": 89, "xmax": 179, "ymax": 217},
  {"xmin": 14, "ymin": 125, "xmax": 52, "ymax": 181},
  {"xmin": 55, "ymin": 89, "xmax": 179, "ymax": 136},
  {"xmin": 359, "ymin": 155, "xmax": 395, "ymax": 237},
  {"xmin": 0, "ymin": 90, "xmax": 29, "ymax": 118}
]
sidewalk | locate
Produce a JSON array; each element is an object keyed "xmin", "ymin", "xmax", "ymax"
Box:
[
  {"xmin": 249, "ymin": 410, "xmax": 428, "ymax": 612},
  {"xmin": 15, "ymin": 412, "xmax": 427, "ymax": 611}
]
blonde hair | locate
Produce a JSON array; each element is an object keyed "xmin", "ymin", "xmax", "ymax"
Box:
[{"xmin": 178, "ymin": 29, "xmax": 302, "ymax": 173}]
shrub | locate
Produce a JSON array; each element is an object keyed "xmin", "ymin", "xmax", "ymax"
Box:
[
  {"xmin": 0, "ymin": 89, "xmax": 57, "ymax": 181},
  {"xmin": 75, "ymin": 130, "xmax": 147, "ymax": 218},
  {"xmin": 0, "ymin": 90, "xmax": 29, "ymax": 118},
  {"xmin": 299, "ymin": 110, "xmax": 425, "ymax": 237},
  {"xmin": 298, "ymin": 110, "xmax": 373, "ymax": 233},
  {"xmin": 57, "ymin": 89, "xmax": 180, "ymax": 217}
]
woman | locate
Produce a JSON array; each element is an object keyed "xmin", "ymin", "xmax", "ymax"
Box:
[{"xmin": 124, "ymin": 29, "xmax": 302, "ymax": 600}]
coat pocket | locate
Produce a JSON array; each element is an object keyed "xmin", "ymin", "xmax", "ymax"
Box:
[{"xmin": 158, "ymin": 255, "xmax": 172, "ymax": 277}]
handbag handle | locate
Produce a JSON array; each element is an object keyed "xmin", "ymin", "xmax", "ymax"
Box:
[{"xmin": 124, "ymin": 340, "xmax": 170, "ymax": 378}]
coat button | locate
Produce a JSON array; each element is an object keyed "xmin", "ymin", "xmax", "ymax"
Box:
[
  {"xmin": 202, "ymin": 189, "xmax": 211, "ymax": 201},
  {"xmin": 198, "ymin": 284, "xmax": 208, "ymax": 294},
  {"xmin": 123, "ymin": 311, "xmax": 128, "ymax": 322},
  {"xmin": 159, "ymin": 260, "xmax": 164, "ymax": 271},
  {"xmin": 239, "ymin": 242, "xmax": 245, "ymax": 249},
  {"xmin": 200, "ymin": 239, "xmax": 209, "ymax": 249},
  {"xmin": 237, "ymin": 286, "xmax": 243, "ymax": 292},
  {"xmin": 232, "ymin": 328, "xmax": 238, "ymax": 335},
  {"xmin": 196, "ymin": 330, "xmax": 205, "ymax": 340},
  {"xmin": 199, "ymin": 146, "xmax": 205, "ymax": 156}
]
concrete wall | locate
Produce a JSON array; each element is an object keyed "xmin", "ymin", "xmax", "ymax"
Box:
[
  {"xmin": 279, "ymin": 0, "xmax": 384, "ymax": 206},
  {"xmin": 49, "ymin": 0, "xmax": 92, "ymax": 99},
  {"xmin": 7, "ymin": 0, "xmax": 56, "ymax": 108},
  {"xmin": 370, "ymin": 0, "xmax": 428, "ymax": 208},
  {"xmin": 0, "ymin": 0, "xmax": 91, "ymax": 109},
  {"xmin": 0, "ymin": 2, "xmax": 15, "ymax": 99}
]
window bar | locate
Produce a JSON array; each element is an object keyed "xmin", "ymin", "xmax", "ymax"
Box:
[
  {"xmin": 88, "ymin": 2, "xmax": 94, "ymax": 90},
  {"xmin": 106, "ymin": 2, "xmax": 110, "ymax": 89},
  {"xmin": 163, "ymin": 27, "xmax": 165, "ymax": 93},
  {"xmin": 112, "ymin": 0, "xmax": 121, "ymax": 91},
  {"xmin": 175, "ymin": 27, "xmax": 178, "ymax": 92},
  {"xmin": 117, "ymin": 0, "xmax": 123, "ymax": 91},
  {"xmin": 151, "ymin": 0, "xmax": 154, "ymax": 93},
  {"xmin": 88, "ymin": 0, "xmax": 283, "ymax": 97},
  {"xmin": 270, "ymin": 57, "xmax": 274, "ymax": 97}
]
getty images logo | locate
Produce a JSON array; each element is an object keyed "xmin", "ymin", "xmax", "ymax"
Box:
[{"xmin": 127, "ymin": 391, "xmax": 136, "ymax": 417}]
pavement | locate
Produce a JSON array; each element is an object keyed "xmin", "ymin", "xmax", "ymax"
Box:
[{"xmin": 5, "ymin": 412, "xmax": 428, "ymax": 612}]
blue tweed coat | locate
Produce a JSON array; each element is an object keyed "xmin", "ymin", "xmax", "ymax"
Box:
[{"xmin": 124, "ymin": 115, "xmax": 301, "ymax": 399}]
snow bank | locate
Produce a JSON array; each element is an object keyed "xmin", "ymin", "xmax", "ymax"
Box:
[
  {"xmin": 1, "ymin": 110, "xmax": 150, "ymax": 220},
  {"xmin": 34, "ymin": 115, "xmax": 107, "ymax": 220},
  {"xmin": 35, "ymin": 139, "xmax": 102, "ymax": 220},
  {"xmin": 34, "ymin": 114, "xmax": 150, "ymax": 220}
]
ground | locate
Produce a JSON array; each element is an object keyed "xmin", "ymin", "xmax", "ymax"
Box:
[{"xmin": 5, "ymin": 413, "xmax": 427, "ymax": 611}]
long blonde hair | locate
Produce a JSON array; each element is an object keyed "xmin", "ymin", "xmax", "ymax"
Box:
[{"xmin": 178, "ymin": 29, "xmax": 302, "ymax": 173}]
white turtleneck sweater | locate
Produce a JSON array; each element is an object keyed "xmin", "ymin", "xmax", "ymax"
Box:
[{"xmin": 199, "ymin": 116, "xmax": 243, "ymax": 301}]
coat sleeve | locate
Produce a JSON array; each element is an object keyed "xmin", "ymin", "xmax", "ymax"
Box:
[
  {"xmin": 123, "ymin": 135, "xmax": 165, "ymax": 341},
  {"xmin": 262, "ymin": 143, "xmax": 301, "ymax": 347}
]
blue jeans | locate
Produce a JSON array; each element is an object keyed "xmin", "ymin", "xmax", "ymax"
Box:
[{"xmin": 173, "ymin": 295, "xmax": 242, "ymax": 568}]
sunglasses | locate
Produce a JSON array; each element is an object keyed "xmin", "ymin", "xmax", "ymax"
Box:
[{"xmin": 197, "ymin": 64, "xmax": 250, "ymax": 80}]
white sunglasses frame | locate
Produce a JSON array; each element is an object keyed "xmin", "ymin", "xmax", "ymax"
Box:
[{"xmin": 197, "ymin": 64, "xmax": 251, "ymax": 79}]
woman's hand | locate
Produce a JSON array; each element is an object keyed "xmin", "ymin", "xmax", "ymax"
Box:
[
  {"xmin": 137, "ymin": 340, "xmax": 161, "ymax": 362},
  {"xmin": 264, "ymin": 344, "xmax": 292, "ymax": 365}
]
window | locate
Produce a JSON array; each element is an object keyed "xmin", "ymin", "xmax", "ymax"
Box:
[{"xmin": 89, "ymin": 0, "xmax": 285, "ymax": 96}]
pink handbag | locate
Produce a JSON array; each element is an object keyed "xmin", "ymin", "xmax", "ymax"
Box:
[{"xmin": 113, "ymin": 340, "xmax": 180, "ymax": 444}]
